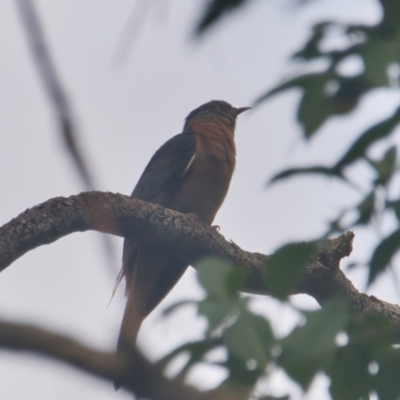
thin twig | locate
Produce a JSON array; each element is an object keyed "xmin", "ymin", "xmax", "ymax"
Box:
[{"xmin": 15, "ymin": 0, "xmax": 117, "ymax": 273}]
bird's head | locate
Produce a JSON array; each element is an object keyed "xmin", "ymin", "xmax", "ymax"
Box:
[{"xmin": 183, "ymin": 100, "xmax": 250, "ymax": 131}]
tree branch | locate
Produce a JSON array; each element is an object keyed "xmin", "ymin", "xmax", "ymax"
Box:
[
  {"xmin": 2, "ymin": 191, "xmax": 400, "ymax": 397},
  {"xmin": 0, "ymin": 320, "xmax": 246, "ymax": 400},
  {"xmin": 1, "ymin": 191, "xmax": 400, "ymax": 330}
]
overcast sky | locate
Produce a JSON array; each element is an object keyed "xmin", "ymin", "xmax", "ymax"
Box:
[{"xmin": 0, "ymin": 0, "xmax": 396, "ymax": 399}]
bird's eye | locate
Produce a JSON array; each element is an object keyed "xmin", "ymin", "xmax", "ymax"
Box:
[{"xmin": 211, "ymin": 104, "xmax": 219, "ymax": 110}]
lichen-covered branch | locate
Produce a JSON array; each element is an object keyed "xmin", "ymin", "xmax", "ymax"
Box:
[{"xmin": 1, "ymin": 191, "xmax": 400, "ymax": 329}]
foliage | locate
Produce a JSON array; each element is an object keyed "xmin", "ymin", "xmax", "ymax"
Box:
[
  {"xmin": 160, "ymin": 1, "xmax": 400, "ymax": 398},
  {"xmin": 11, "ymin": 0, "xmax": 400, "ymax": 399},
  {"xmin": 197, "ymin": 0, "xmax": 400, "ymax": 284},
  {"xmin": 164, "ymin": 259, "xmax": 400, "ymax": 399},
  {"xmin": 255, "ymin": 0, "xmax": 400, "ymax": 286},
  {"xmin": 196, "ymin": 0, "xmax": 250, "ymax": 34}
]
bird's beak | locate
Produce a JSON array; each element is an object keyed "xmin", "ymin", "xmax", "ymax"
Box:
[{"xmin": 235, "ymin": 107, "xmax": 251, "ymax": 116}]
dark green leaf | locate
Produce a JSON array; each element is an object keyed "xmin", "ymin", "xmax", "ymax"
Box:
[
  {"xmin": 196, "ymin": 0, "xmax": 248, "ymax": 34},
  {"xmin": 332, "ymin": 76, "xmax": 368, "ymax": 110},
  {"xmin": 266, "ymin": 241, "xmax": 318, "ymax": 299},
  {"xmin": 256, "ymin": 73, "xmax": 369, "ymax": 137},
  {"xmin": 328, "ymin": 344, "xmax": 372, "ymax": 400},
  {"xmin": 328, "ymin": 314, "xmax": 394, "ymax": 400},
  {"xmin": 369, "ymin": 228, "xmax": 400, "ymax": 284},
  {"xmin": 293, "ymin": 22, "xmax": 333, "ymax": 60},
  {"xmin": 197, "ymin": 297, "xmax": 236, "ymax": 333},
  {"xmin": 360, "ymin": 26, "xmax": 400, "ymax": 86},
  {"xmin": 197, "ymin": 258, "xmax": 249, "ymax": 302},
  {"xmin": 221, "ymin": 309, "xmax": 274, "ymax": 385},
  {"xmin": 387, "ymin": 199, "xmax": 400, "ymax": 221},
  {"xmin": 366, "ymin": 145, "xmax": 397, "ymax": 186},
  {"xmin": 335, "ymin": 106, "xmax": 400, "ymax": 170},
  {"xmin": 347, "ymin": 314, "xmax": 392, "ymax": 352},
  {"xmin": 222, "ymin": 306, "xmax": 274, "ymax": 377},
  {"xmin": 268, "ymin": 166, "xmax": 343, "ymax": 185},
  {"xmin": 255, "ymin": 73, "xmax": 318, "ymax": 104},
  {"xmin": 222, "ymin": 353, "xmax": 260, "ymax": 386},
  {"xmin": 196, "ymin": 258, "xmax": 249, "ymax": 333},
  {"xmin": 278, "ymin": 298, "xmax": 349, "ymax": 389},
  {"xmin": 158, "ymin": 339, "xmax": 221, "ymax": 378},
  {"xmin": 162, "ymin": 300, "xmax": 196, "ymax": 317},
  {"xmin": 256, "ymin": 73, "xmax": 335, "ymax": 137},
  {"xmin": 355, "ymin": 191, "xmax": 375, "ymax": 225},
  {"xmin": 374, "ymin": 348, "xmax": 400, "ymax": 400}
]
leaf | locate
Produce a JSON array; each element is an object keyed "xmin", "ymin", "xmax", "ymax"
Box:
[
  {"xmin": 222, "ymin": 305, "xmax": 274, "ymax": 384},
  {"xmin": 346, "ymin": 313, "xmax": 392, "ymax": 352},
  {"xmin": 256, "ymin": 72, "xmax": 371, "ymax": 137},
  {"xmin": 162, "ymin": 300, "xmax": 196, "ymax": 317},
  {"xmin": 222, "ymin": 353, "xmax": 259, "ymax": 386},
  {"xmin": 266, "ymin": 241, "xmax": 318, "ymax": 300},
  {"xmin": 197, "ymin": 258, "xmax": 249, "ymax": 302},
  {"xmin": 255, "ymin": 73, "xmax": 327, "ymax": 102},
  {"xmin": 196, "ymin": 0, "xmax": 249, "ymax": 34},
  {"xmin": 268, "ymin": 165, "xmax": 343, "ymax": 185},
  {"xmin": 278, "ymin": 298, "xmax": 349, "ymax": 389},
  {"xmin": 256, "ymin": 73, "xmax": 335, "ymax": 137},
  {"xmin": 225, "ymin": 310, "xmax": 273, "ymax": 364},
  {"xmin": 158, "ymin": 339, "xmax": 220, "ymax": 379},
  {"xmin": 354, "ymin": 191, "xmax": 375, "ymax": 225},
  {"xmin": 328, "ymin": 314, "xmax": 393, "ymax": 400},
  {"xmin": 374, "ymin": 348, "xmax": 400, "ymax": 400},
  {"xmin": 198, "ymin": 297, "xmax": 236, "ymax": 334},
  {"xmin": 368, "ymin": 228, "xmax": 400, "ymax": 285},
  {"xmin": 328, "ymin": 344, "xmax": 372, "ymax": 400},
  {"xmin": 366, "ymin": 145, "xmax": 397, "ymax": 186},
  {"xmin": 360, "ymin": 26, "xmax": 400, "ymax": 87},
  {"xmin": 335, "ymin": 106, "xmax": 400, "ymax": 170},
  {"xmin": 195, "ymin": 260, "xmax": 275, "ymax": 386},
  {"xmin": 293, "ymin": 22, "xmax": 333, "ymax": 60},
  {"xmin": 195, "ymin": 258, "xmax": 249, "ymax": 333},
  {"xmin": 332, "ymin": 76, "xmax": 368, "ymax": 112},
  {"xmin": 387, "ymin": 199, "xmax": 400, "ymax": 221}
]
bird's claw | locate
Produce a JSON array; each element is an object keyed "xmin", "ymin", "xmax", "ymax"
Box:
[{"xmin": 212, "ymin": 225, "xmax": 221, "ymax": 231}]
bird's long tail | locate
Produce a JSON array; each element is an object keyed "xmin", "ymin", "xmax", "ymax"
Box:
[
  {"xmin": 114, "ymin": 247, "xmax": 189, "ymax": 390},
  {"xmin": 114, "ymin": 282, "xmax": 143, "ymax": 390},
  {"xmin": 117, "ymin": 283, "xmax": 143, "ymax": 348}
]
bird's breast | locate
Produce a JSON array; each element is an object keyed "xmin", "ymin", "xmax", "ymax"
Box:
[{"xmin": 167, "ymin": 121, "xmax": 236, "ymax": 225}]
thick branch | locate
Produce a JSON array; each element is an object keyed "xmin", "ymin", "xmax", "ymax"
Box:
[
  {"xmin": 1, "ymin": 191, "xmax": 400, "ymax": 329},
  {"xmin": 0, "ymin": 320, "xmax": 245, "ymax": 400}
]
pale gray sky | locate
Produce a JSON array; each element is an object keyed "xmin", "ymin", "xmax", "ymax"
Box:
[{"xmin": 0, "ymin": 0, "xmax": 395, "ymax": 399}]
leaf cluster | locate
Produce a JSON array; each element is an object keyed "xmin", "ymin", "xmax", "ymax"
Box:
[
  {"xmin": 163, "ymin": 258, "xmax": 400, "ymax": 399},
  {"xmin": 256, "ymin": 3, "xmax": 400, "ymax": 286},
  {"xmin": 182, "ymin": 1, "xmax": 400, "ymax": 398}
]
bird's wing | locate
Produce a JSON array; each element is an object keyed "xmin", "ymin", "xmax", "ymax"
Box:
[{"xmin": 122, "ymin": 131, "xmax": 196, "ymax": 284}]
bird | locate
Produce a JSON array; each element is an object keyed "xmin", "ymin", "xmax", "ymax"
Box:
[{"xmin": 114, "ymin": 100, "xmax": 250, "ymax": 388}]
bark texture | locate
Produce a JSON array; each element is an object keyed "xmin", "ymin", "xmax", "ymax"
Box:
[{"xmin": 1, "ymin": 191, "xmax": 400, "ymax": 396}]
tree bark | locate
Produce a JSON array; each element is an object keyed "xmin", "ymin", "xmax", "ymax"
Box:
[{"xmin": 1, "ymin": 191, "xmax": 400, "ymax": 396}]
